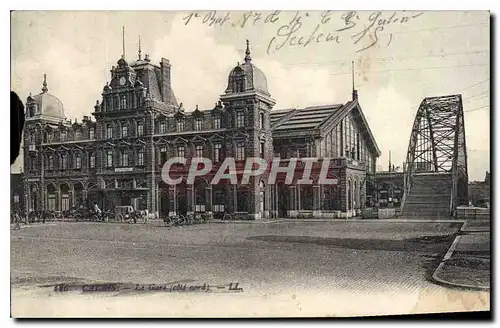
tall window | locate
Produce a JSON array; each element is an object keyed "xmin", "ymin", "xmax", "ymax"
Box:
[
  {"xmin": 195, "ymin": 145, "xmax": 203, "ymax": 158},
  {"xmin": 214, "ymin": 116, "xmax": 221, "ymax": 129},
  {"xmin": 106, "ymin": 124, "xmax": 113, "ymax": 139},
  {"xmin": 89, "ymin": 152, "xmax": 95, "ymax": 168},
  {"xmin": 106, "ymin": 150, "xmax": 113, "ymax": 167},
  {"xmin": 121, "ymin": 124, "xmax": 128, "ymax": 137},
  {"xmin": 60, "ymin": 154, "xmax": 68, "ymax": 170},
  {"xmin": 259, "ymin": 112, "xmax": 265, "ymax": 129},
  {"xmin": 120, "ymin": 149, "xmax": 129, "ymax": 167},
  {"xmin": 236, "ymin": 143, "xmax": 245, "ymax": 161},
  {"xmin": 236, "ymin": 112, "xmax": 245, "ymax": 128},
  {"xmin": 137, "ymin": 149, "xmax": 144, "ymax": 166},
  {"xmin": 214, "ymin": 143, "xmax": 222, "ymax": 162},
  {"xmin": 177, "ymin": 146, "xmax": 185, "ymax": 158},
  {"xmin": 260, "ymin": 141, "xmax": 265, "ymax": 158},
  {"xmin": 195, "ymin": 118, "xmax": 202, "ymax": 131},
  {"xmin": 160, "ymin": 147, "xmax": 168, "ymax": 164},
  {"xmin": 89, "ymin": 128, "xmax": 94, "ymax": 140},
  {"xmin": 176, "ymin": 119, "xmax": 184, "ymax": 132},
  {"xmin": 137, "ymin": 122, "xmax": 144, "ymax": 136},
  {"xmin": 159, "ymin": 121, "xmax": 166, "ymax": 133},
  {"xmin": 48, "ymin": 155, "xmax": 54, "ymax": 171},
  {"xmin": 74, "ymin": 153, "xmax": 81, "ymax": 169},
  {"xmin": 120, "ymin": 96, "xmax": 127, "ymax": 110}
]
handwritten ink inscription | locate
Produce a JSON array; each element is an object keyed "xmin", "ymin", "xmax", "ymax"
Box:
[
  {"xmin": 52, "ymin": 282, "xmax": 243, "ymax": 294},
  {"xmin": 182, "ymin": 10, "xmax": 424, "ymax": 53}
]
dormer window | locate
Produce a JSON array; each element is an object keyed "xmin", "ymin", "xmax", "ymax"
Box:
[
  {"xmin": 75, "ymin": 130, "xmax": 81, "ymax": 140},
  {"xmin": 232, "ymin": 68, "xmax": 246, "ymax": 93},
  {"xmin": 236, "ymin": 112, "xmax": 245, "ymax": 128},
  {"xmin": 29, "ymin": 105, "xmax": 36, "ymax": 117},
  {"xmin": 60, "ymin": 131, "xmax": 67, "ymax": 142},
  {"xmin": 195, "ymin": 118, "xmax": 202, "ymax": 131},
  {"xmin": 106, "ymin": 98, "xmax": 112, "ymax": 111},
  {"xmin": 159, "ymin": 120, "xmax": 166, "ymax": 134},
  {"xmin": 89, "ymin": 128, "xmax": 94, "ymax": 140},
  {"xmin": 176, "ymin": 119, "xmax": 184, "ymax": 132},
  {"xmin": 214, "ymin": 116, "xmax": 221, "ymax": 129}
]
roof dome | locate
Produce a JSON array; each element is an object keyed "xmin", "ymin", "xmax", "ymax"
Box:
[
  {"xmin": 29, "ymin": 74, "xmax": 66, "ymax": 119},
  {"xmin": 225, "ymin": 40, "xmax": 270, "ymax": 96}
]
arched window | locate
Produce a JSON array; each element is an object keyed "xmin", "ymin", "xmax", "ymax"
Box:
[{"xmin": 232, "ymin": 68, "xmax": 245, "ymax": 93}]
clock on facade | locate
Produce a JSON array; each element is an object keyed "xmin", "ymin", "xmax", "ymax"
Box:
[{"xmin": 119, "ymin": 77, "xmax": 126, "ymax": 85}]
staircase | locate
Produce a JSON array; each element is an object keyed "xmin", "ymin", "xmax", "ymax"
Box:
[{"xmin": 402, "ymin": 173, "xmax": 452, "ymax": 219}]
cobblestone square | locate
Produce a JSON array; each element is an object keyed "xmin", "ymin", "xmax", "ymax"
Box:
[{"xmin": 11, "ymin": 220, "xmax": 490, "ymax": 317}]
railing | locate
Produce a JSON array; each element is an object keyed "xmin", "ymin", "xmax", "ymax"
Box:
[
  {"xmin": 401, "ymin": 164, "xmax": 413, "ymax": 214},
  {"xmin": 454, "ymin": 207, "xmax": 490, "ymax": 220}
]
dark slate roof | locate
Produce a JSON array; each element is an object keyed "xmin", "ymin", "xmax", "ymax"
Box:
[
  {"xmin": 270, "ymin": 108, "xmax": 294, "ymax": 126},
  {"xmin": 271, "ymin": 104, "xmax": 343, "ymax": 131},
  {"xmin": 132, "ymin": 61, "xmax": 178, "ymax": 107},
  {"xmin": 271, "ymin": 101, "xmax": 381, "ymax": 157}
]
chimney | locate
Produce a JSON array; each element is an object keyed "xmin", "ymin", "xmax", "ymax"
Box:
[
  {"xmin": 352, "ymin": 89, "xmax": 358, "ymax": 101},
  {"xmin": 160, "ymin": 57, "xmax": 172, "ymax": 105},
  {"xmin": 145, "ymin": 54, "xmax": 151, "ymax": 62}
]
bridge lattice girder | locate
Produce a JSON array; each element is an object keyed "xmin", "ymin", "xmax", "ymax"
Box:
[{"xmin": 405, "ymin": 94, "xmax": 469, "ymax": 207}]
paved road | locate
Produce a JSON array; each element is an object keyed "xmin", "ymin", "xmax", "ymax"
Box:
[{"xmin": 11, "ymin": 220, "xmax": 490, "ymax": 317}]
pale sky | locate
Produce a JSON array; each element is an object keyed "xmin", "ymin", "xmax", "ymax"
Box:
[{"xmin": 11, "ymin": 10, "xmax": 490, "ymax": 181}]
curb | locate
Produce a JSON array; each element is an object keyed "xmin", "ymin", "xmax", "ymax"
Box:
[
  {"xmin": 460, "ymin": 220, "xmax": 491, "ymax": 233},
  {"xmin": 431, "ymin": 232, "xmax": 490, "ymax": 290},
  {"xmin": 432, "ymin": 261, "xmax": 490, "ymax": 290}
]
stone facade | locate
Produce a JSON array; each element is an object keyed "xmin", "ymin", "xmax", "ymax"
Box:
[{"xmin": 20, "ymin": 41, "xmax": 381, "ymax": 220}]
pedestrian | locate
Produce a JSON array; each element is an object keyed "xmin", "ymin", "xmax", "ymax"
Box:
[{"xmin": 14, "ymin": 213, "xmax": 21, "ymax": 230}]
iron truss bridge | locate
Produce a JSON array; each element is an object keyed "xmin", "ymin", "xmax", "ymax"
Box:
[{"xmin": 404, "ymin": 94, "xmax": 469, "ymax": 212}]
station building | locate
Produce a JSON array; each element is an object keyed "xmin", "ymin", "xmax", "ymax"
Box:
[{"xmin": 21, "ymin": 41, "xmax": 380, "ymax": 219}]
